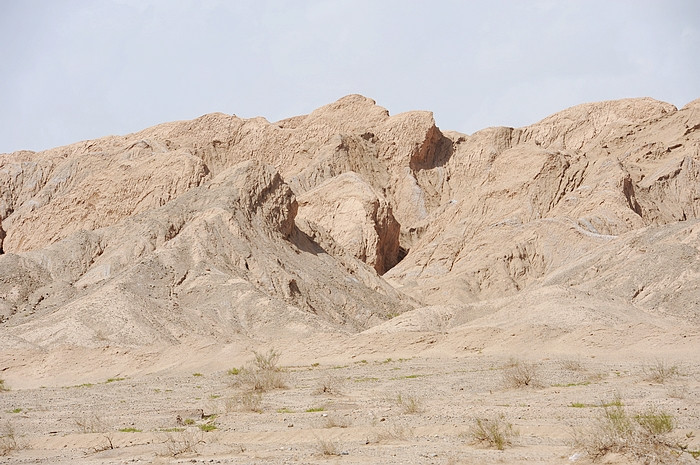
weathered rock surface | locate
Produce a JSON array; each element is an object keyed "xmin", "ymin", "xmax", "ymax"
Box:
[
  {"xmin": 296, "ymin": 172, "xmax": 400, "ymax": 275},
  {"xmin": 1, "ymin": 94, "xmax": 699, "ymax": 351}
]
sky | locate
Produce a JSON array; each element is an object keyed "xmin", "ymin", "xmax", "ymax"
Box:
[{"xmin": 1, "ymin": 0, "xmax": 698, "ymax": 154}]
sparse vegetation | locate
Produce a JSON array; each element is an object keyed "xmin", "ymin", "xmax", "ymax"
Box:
[
  {"xmin": 315, "ymin": 436, "xmax": 340, "ymax": 456},
  {"xmin": 105, "ymin": 377, "xmax": 125, "ymax": 383},
  {"xmin": 323, "ymin": 415, "xmax": 350, "ymax": 428},
  {"xmin": 0, "ymin": 422, "xmax": 19, "ymax": 456},
  {"xmin": 315, "ymin": 375, "xmax": 343, "ymax": 395},
  {"xmin": 227, "ymin": 392, "xmax": 263, "ymax": 413},
  {"xmin": 0, "ymin": 379, "xmax": 8, "ymax": 392},
  {"xmin": 192, "ymin": 372, "xmax": 203, "ymax": 377},
  {"xmin": 253, "ymin": 348, "xmax": 281, "ymax": 371},
  {"xmin": 234, "ymin": 349, "xmax": 286, "ymax": 392},
  {"xmin": 198, "ymin": 422, "xmax": 217, "ymax": 432},
  {"xmin": 375, "ymin": 424, "xmax": 414, "ymax": 442},
  {"xmin": 467, "ymin": 416, "xmax": 518, "ymax": 450},
  {"xmin": 8, "ymin": 408, "xmax": 21, "ymax": 414},
  {"xmin": 643, "ymin": 359, "xmax": 680, "ymax": 383},
  {"xmin": 503, "ymin": 360, "xmax": 540, "ymax": 388},
  {"xmin": 305, "ymin": 406, "xmax": 325, "ymax": 413},
  {"xmin": 119, "ymin": 427, "xmax": 142, "ymax": 433},
  {"xmin": 227, "ymin": 367, "xmax": 241, "ymax": 375},
  {"xmin": 162, "ymin": 428, "xmax": 205, "ymax": 457},
  {"xmin": 560, "ymin": 358, "xmax": 585, "ymax": 371},
  {"xmin": 75, "ymin": 415, "xmax": 107, "ymax": 433},
  {"xmin": 396, "ymin": 393, "xmax": 422, "ymax": 414},
  {"xmin": 573, "ymin": 397, "xmax": 685, "ymax": 463}
]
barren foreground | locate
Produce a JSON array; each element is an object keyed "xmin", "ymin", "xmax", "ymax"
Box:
[{"xmin": 1, "ymin": 334, "xmax": 699, "ymax": 465}]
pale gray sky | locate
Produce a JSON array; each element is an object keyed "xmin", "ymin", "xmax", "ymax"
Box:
[{"xmin": 1, "ymin": 0, "xmax": 698, "ymax": 153}]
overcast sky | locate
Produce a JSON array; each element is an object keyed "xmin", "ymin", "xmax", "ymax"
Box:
[{"xmin": 1, "ymin": 0, "xmax": 698, "ymax": 154}]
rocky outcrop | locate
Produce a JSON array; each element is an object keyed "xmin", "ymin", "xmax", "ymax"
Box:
[
  {"xmin": 1, "ymin": 94, "xmax": 699, "ymax": 349},
  {"xmin": 296, "ymin": 172, "xmax": 400, "ymax": 274}
]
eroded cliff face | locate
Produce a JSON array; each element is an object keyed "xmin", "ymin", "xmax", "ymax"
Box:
[{"xmin": 1, "ymin": 94, "xmax": 699, "ymax": 348}]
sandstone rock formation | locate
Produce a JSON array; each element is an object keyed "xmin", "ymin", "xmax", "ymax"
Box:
[
  {"xmin": 296, "ymin": 172, "xmax": 400, "ymax": 275},
  {"xmin": 0, "ymin": 94, "xmax": 699, "ymax": 351}
]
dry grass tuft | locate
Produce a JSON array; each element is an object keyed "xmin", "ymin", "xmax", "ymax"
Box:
[
  {"xmin": 396, "ymin": 393, "xmax": 422, "ymax": 414},
  {"xmin": 643, "ymin": 360, "xmax": 680, "ymax": 384},
  {"xmin": 75, "ymin": 415, "xmax": 108, "ymax": 434},
  {"xmin": 0, "ymin": 422, "xmax": 19, "ymax": 456},
  {"xmin": 466, "ymin": 416, "xmax": 518, "ymax": 450},
  {"xmin": 315, "ymin": 436, "xmax": 340, "ymax": 456},
  {"xmin": 323, "ymin": 415, "xmax": 350, "ymax": 429},
  {"xmin": 503, "ymin": 360, "xmax": 540, "ymax": 388},
  {"xmin": 375, "ymin": 424, "xmax": 414, "ymax": 442},
  {"xmin": 234, "ymin": 349, "xmax": 287, "ymax": 392},
  {"xmin": 161, "ymin": 428, "xmax": 205, "ymax": 457},
  {"xmin": 573, "ymin": 398, "xmax": 684, "ymax": 464},
  {"xmin": 315, "ymin": 375, "xmax": 344, "ymax": 396},
  {"xmin": 226, "ymin": 392, "xmax": 263, "ymax": 413},
  {"xmin": 560, "ymin": 358, "xmax": 585, "ymax": 371},
  {"xmin": 0, "ymin": 379, "xmax": 8, "ymax": 392}
]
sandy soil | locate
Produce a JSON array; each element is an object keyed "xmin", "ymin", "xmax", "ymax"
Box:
[{"xmin": 1, "ymin": 339, "xmax": 698, "ymax": 465}]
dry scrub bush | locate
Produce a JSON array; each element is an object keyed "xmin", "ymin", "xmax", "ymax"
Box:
[
  {"xmin": 560, "ymin": 358, "xmax": 585, "ymax": 371},
  {"xmin": 375, "ymin": 424, "xmax": 414, "ymax": 442},
  {"xmin": 643, "ymin": 360, "xmax": 680, "ymax": 384},
  {"xmin": 75, "ymin": 415, "xmax": 108, "ymax": 433},
  {"xmin": 0, "ymin": 379, "xmax": 8, "ymax": 392},
  {"xmin": 162, "ymin": 428, "xmax": 205, "ymax": 457},
  {"xmin": 315, "ymin": 436, "xmax": 340, "ymax": 456},
  {"xmin": 503, "ymin": 360, "xmax": 540, "ymax": 388},
  {"xmin": 323, "ymin": 415, "xmax": 350, "ymax": 429},
  {"xmin": 234, "ymin": 349, "xmax": 286, "ymax": 392},
  {"xmin": 573, "ymin": 399, "xmax": 684, "ymax": 464},
  {"xmin": 315, "ymin": 375, "xmax": 344, "ymax": 396},
  {"xmin": 396, "ymin": 393, "xmax": 422, "ymax": 414},
  {"xmin": 226, "ymin": 392, "xmax": 263, "ymax": 413},
  {"xmin": 467, "ymin": 416, "xmax": 518, "ymax": 450},
  {"xmin": 0, "ymin": 422, "xmax": 19, "ymax": 456}
]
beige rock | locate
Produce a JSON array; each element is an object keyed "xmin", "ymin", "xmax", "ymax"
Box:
[{"xmin": 296, "ymin": 172, "xmax": 400, "ymax": 274}]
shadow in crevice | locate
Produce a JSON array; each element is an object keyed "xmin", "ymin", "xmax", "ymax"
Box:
[
  {"xmin": 290, "ymin": 226, "xmax": 328, "ymax": 257},
  {"xmin": 409, "ymin": 128, "xmax": 454, "ymax": 173}
]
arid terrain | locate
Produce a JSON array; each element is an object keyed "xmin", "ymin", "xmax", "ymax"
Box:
[{"xmin": 1, "ymin": 95, "xmax": 699, "ymax": 464}]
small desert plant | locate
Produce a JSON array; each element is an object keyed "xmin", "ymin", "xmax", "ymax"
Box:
[
  {"xmin": 253, "ymin": 348, "xmax": 281, "ymax": 371},
  {"xmin": 396, "ymin": 394, "xmax": 422, "ymax": 414},
  {"xmin": 198, "ymin": 422, "xmax": 217, "ymax": 432},
  {"xmin": 305, "ymin": 406, "xmax": 325, "ymax": 413},
  {"xmin": 118, "ymin": 427, "xmax": 141, "ymax": 433},
  {"xmin": 227, "ymin": 367, "xmax": 241, "ymax": 376},
  {"xmin": 323, "ymin": 415, "xmax": 350, "ymax": 429},
  {"xmin": 0, "ymin": 422, "xmax": 19, "ymax": 456},
  {"xmin": 643, "ymin": 360, "xmax": 680, "ymax": 383},
  {"xmin": 75, "ymin": 415, "xmax": 108, "ymax": 433},
  {"xmin": 231, "ymin": 391, "xmax": 263, "ymax": 413},
  {"xmin": 315, "ymin": 375, "xmax": 343, "ymax": 395},
  {"xmin": 634, "ymin": 409, "xmax": 674, "ymax": 435},
  {"xmin": 162, "ymin": 428, "xmax": 205, "ymax": 457},
  {"xmin": 573, "ymin": 398, "xmax": 681, "ymax": 464},
  {"xmin": 375, "ymin": 424, "xmax": 414, "ymax": 442},
  {"xmin": 560, "ymin": 358, "xmax": 585, "ymax": 371},
  {"xmin": 503, "ymin": 360, "xmax": 540, "ymax": 388},
  {"xmin": 235, "ymin": 348, "xmax": 286, "ymax": 392},
  {"xmin": 315, "ymin": 436, "xmax": 340, "ymax": 456},
  {"xmin": 0, "ymin": 379, "xmax": 8, "ymax": 392},
  {"xmin": 467, "ymin": 416, "xmax": 518, "ymax": 450}
]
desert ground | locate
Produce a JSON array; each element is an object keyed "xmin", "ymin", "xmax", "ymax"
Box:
[
  {"xmin": 1, "ymin": 95, "xmax": 700, "ymax": 463},
  {"xmin": 1, "ymin": 334, "xmax": 699, "ymax": 464}
]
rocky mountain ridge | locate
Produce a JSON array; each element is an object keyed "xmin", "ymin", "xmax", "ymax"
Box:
[{"xmin": 1, "ymin": 95, "xmax": 699, "ymax": 351}]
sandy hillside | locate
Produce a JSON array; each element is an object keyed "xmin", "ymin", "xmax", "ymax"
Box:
[{"xmin": 0, "ymin": 95, "xmax": 699, "ymax": 464}]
